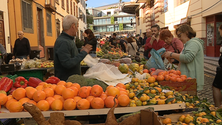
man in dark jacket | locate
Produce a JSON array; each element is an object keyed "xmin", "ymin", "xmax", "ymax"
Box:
[
  {"xmin": 13, "ymin": 31, "xmax": 31, "ymax": 59},
  {"xmin": 54, "ymin": 15, "xmax": 92, "ymax": 81}
]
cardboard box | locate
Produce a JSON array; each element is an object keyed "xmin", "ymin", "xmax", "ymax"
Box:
[{"xmin": 159, "ymin": 79, "xmax": 197, "ymax": 96}]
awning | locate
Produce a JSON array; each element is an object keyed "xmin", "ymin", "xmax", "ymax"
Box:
[
  {"xmin": 136, "ymin": 0, "xmax": 150, "ymax": 3},
  {"xmin": 174, "ymin": 17, "xmax": 192, "ymax": 28},
  {"xmin": 121, "ymin": 3, "xmax": 140, "ymax": 14}
]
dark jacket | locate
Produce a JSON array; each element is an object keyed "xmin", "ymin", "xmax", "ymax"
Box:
[
  {"xmin": 13, "ymin": 37, "xmax": 31, "ymax": 57},
  {"xmin": 84, "ymin": 37, "xmax": 97, "ymax": 52},
  {"xmin": 54, "ymin": 31, "xmax": 87, "ymax": 81}
]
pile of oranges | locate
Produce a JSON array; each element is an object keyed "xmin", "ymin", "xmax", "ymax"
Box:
[{"xmin": 0, "ymin": 81, "xmax": 130, "ymax": 112}]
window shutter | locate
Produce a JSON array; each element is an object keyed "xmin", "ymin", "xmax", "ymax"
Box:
[
  {"xmin": 27, "ymin": 2, "xmax": 32, "ymax": 29},
  {"xmin": 22, "ymin": 1, "xmax": 27, "ymax": 29},
  {"xmin": 47, "ymin": 12, "xmax": 52, "ymax": 35}
]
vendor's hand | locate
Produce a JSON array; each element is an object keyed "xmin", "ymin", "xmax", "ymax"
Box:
[
  {"xmin": 81, "ymin": 44, "xmax": 92, "ymax": 53},
  {"xmin": 12, "ymin": 56, "xmax": 15, "ymax": 59},
  {"xmin": 27, "ymin": 56, "xmax": 30, "ymax": 60},
  {"xmin": 164, "ymin": 51, "xmax": 172, "ymax": 58}
]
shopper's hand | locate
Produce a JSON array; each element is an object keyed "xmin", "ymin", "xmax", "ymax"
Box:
[
  {"xmin": 12, "ymin": 56, "xmax": 15, "ymax": 59},
  {"xmin": 150, "ymin": 35, "xmax": 156, "ymax": 45},
  {"xmin": 27, "ymin": 56, "xmax": 30, "ymax": 60},
  {"xmin": 164, "ymin": 51, "xmax": 172, "ymax": 58},
  {"xmin": 83, "ymin": 32, "xmax": 87, "ymax": 37},
  {"xmin": 81, "ymin": 44, "xmax": 92, "ymax": 53}
]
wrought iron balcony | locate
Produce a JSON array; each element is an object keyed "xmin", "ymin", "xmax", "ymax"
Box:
[{"xmin": 45, "ymin": 0, "xmax": 56, "ymax": 12}]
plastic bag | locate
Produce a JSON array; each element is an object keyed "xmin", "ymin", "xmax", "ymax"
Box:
[
  {"xmin": 83, "ymin": 54, "xmax": 99, "ymax": 67},
  {"xmin": 145, "ymin": 48, "xmax": 165, "ymax": 70}
]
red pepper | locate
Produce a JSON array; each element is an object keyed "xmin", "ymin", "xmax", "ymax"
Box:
[
  {"xmin": 8, "ymin": 87, "xmax": 17, "ymax": 95},
  {"xmin": 28, "ymin": 77, "xmax": 42, "ymax": 87},
  {"xmin": 45, "ymin": 76, "xmax": 60, "ymax": 84},
  {"xmin": 0, "ymin": 77, "xmax": 13, "ymax": 92},
  {"xmin": 14, "ymin": 76, "xmax": 28, "ymax": 88}
]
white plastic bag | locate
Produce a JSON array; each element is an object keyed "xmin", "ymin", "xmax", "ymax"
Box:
[{"xmin": 83, "ymin": 54, "xmax": 99, "ymax": 67}]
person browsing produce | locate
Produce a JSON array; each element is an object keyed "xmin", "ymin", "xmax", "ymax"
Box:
[
  {"xmin": 54, "ymin": 15, "xmax": 92, "ymax": 81},
  {"xmin": 163, "ymin": 24, "xmax": 204, "ymax": 91},
  {"xmin": 83, "ymin": 29, "xmax": 97, "ymax": 52}
]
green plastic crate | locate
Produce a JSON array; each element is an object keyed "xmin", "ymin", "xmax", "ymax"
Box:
[{"xmin": 15, "ymin": 69, "xmax": 47, "ymax": 81}]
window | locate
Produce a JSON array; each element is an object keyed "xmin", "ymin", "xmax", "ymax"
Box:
[
  {"xmin": 174, "ymin": 0, "xmax": 189, "ymax": 7},
  {"xmin": 46, "ymin": 12, "xmax": 52, "ymax": 36},
  {"xmin": 164, "ymin": 0, "xmax": 168, "ymax": 12},
  {"xmin": 70, "ymin": 0, "xmax": 72, "ymax": 15},
  {"xmin": 61, "ymin": 0, "xmax": 65, "ymax": 9},
  {"xmin": 55, "ymin": 0, "xmax": 59, "ymax": 4},
  {"xmin": 22, "ymin": 0, "xmax": 33, "ymax": 33},
  {"xmin": 150, "ymin": 0, "xmax": 154, "ymax": 8},
  {"xmin": 107, "ymin": 25, "xmax": 114, "ymax": 32},
  {"xmin": 107, "ymin": 12, "xmax": 111, "ymax": 16},
  {"xmin": 114, "ymin": 12, "xmax": 117, "ymax": 14},
  {"xmin": 67, "ymin": 0, "xmax": 69, "ymax": 13},
  {"xmin": 76, "ymin": 5, "xmax": 78, "ymax": 17}
]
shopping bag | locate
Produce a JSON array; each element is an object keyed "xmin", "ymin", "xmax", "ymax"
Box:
[{"xmin": 145, "ymin": 48, "xmax": 165, "ymax": 70}]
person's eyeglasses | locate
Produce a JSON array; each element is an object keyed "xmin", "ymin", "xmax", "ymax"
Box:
[{"xmin": 177, "ymin": 33, "xmax": 182, "ymax": 38}]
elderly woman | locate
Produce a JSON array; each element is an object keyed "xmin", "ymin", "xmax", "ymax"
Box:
[
  {"xmin": 164, "ymin": 24, "xmax": 204, "ymax": 91},
  {"xmin": 213, "ymin": 24, "xmax": 222, "ymax": 107},
  {"xmin": 160, "ymin": 29, "xmax": 184, "ymax": 65}
]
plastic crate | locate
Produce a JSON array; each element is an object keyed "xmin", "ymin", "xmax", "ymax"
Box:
[{"xmin": 15, "ymin": 69, "xmax": 46, "ymax": 81}]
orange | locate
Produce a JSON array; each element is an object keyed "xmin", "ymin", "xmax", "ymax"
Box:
[
  {"xmin": 37, "ymin": 100, "xmax": 49, "ymax": 111},
  {"xmin": 201, "ymin": 118, "xmax": 209, "ymax": 123},
  {"xmin": 65, "ymin": 82, "xmax": 73, "ymax": 88},
  {"xmin": 64, "ymin": 99, "xmax": 76, "ymax": 110},
  {"xmin": 12, "ymin": 88, "xmax": 26, "ymax": 100},
  {"xmin": 0, "ymin": 93, "xmax": 8, "ymax": 105},
  {"xmin": 104, "ymin": 96, "xmax": 118, "ymax": 108},
  {"xmin": 25, "ymin": 87, "xmax": 37, "ymax": 99},
  {"xmin": 91, "ymin": 85, "xmax": 103, "ymax": 97},
  {"xmin": 53, "ymin": 95, "xmax": 64, "ymax": 102},
  {"xmin": 181, "ymin": 75, "xmax": 187, "ymax": 79},
  {"xmin": 51, "ymin": 99, "xmax": 63, "ymax": 111},
  {"xmin": 106, "ymin": 85, "xmax": 114, "ymax": 90},
  {"xmin": 143, "ymin": 69, "xmax": 149, "ymax": 73},
  {"xmin": 164, "ymin": 75, "xmax": 170, "ymax": 81},
  {"xmin": 71, "ymin": 83, "xmax": 80, "ymax": 90},
  {"xmin": 119, "ymin": 91, "xmax": 128, "ymax": 95},
  {"xmin": 100, "ymin": 93, "xmax": 107, "ymax": 101},
  {"xmin": 36, "ymin": 85, "xmax": 43, "ymax": 91},
  {"xmin": 43, "ymin": 88, "xmax": 54, "ymax": 97},
  {"xmin": 7, "ymin": 95, "xmax": 13, "ymax": 100},
  {"xmin": 117, "ymin": 94, "xmax": 130, "ymax": 107},
  {"xmin": 77, "ymin": 99, "xmax": 90, "ymax": 110},
  {"xmin": 86, "ymin": 96, "xmax": 95, "ymax": 103},
  {"xmin": 50, "ymin": 84, "xmax": 57, "ymax": 90},
  {"xmin": 27, "ymin": 100, "xmax": 37, "ymax": 106},
  {"xmin": 57, "ymin": 81, "xmax": 66, "ymax": 86},
  {"xmin": 6, "ymin": 99, "xmax": 17, "ymax": 109},
  {"xmin": 154, "ymin": 87, "xmax": 162, "ymax": 93},
  {"xmin": 157, "ymin": 75, "xmax": 164, "ymax": 81},
  {"xmin": 147, "ymin": 76, "xmax": 155, "ymax": 83},
  {"xmin": 91, "ymin": 97, "xmax": 104, "ymax": 109},
  {"xmin": 73, "ymin": 96, "xmax": 82, "ymax": 103},
  {"xmin": 19, "ymin": 98, "xmax": 30, "ymax": 105},
  {"xmin": 62, "ymin": 88, "xmax": 75, "ymax": 99},
  {"xmin": 158, "ymin": 71, "xmax": 166, "ymax": 76},
  {"xmin": 176, "ymin": 70, "xmax": 181, "ymax": 75},
  {"xmin": 176, "ymin": 78, "xmax": 184, "ymax": 82},
  {"xmin": 54, "ymin": 85, "xmax": 66, "ymax": 95},
  {"xmin": 107, "ymin": 87, "xmax": 120, "ymax": 97},
  {"xmin": 69, "ymin": 86, "xmax": 78, "ymax": 96},
  {"xmin": 8, "ymin": 101, "xmax": 23, "ymax": 112},
  {"xmin": 46, "ymin": 97, "xmax": 55, "ymax": 106},
  {"xmin": 152, "ymin": 75, "xmax": 157, "ymax": 79},
  {"xmin": 79, "ymin": 86, "xmax": 91, "ymax": 98},
  {"xmin": 116, "ymin": 83, "xmax": 126, "ymax": 89},
  {"xmin": 162, "ymin": 118, "xmax": 171, "ymax": 124},
  {"xmin": 33, "ymin": 90, "xmax": 46, "ymax": 102},
  {"xmin": 170, "ymin": 76, "xmax": 177, "ymax": 82},
  {"xmin": 39, "ymin": 82, "xmax": 47, "ymax": 86}
]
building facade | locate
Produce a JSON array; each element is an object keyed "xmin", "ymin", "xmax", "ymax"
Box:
[
  {"xmin": 78, "ymin": 0, "xmax": 87, "ymax": 40},
  {"xmin": 0, "ymin": 0, "xmax": 11, "ymax": 53},
  {"xmin": 8, "ymin": 0, "xmax": 57, "ymax": 58},
  {"xmin": 88, "ymin": 2, "xmax": 136, "ymax": 38}
]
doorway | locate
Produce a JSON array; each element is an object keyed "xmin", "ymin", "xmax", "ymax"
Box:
[
  {"xmin": 37, "ymin": 8, "xmax": 45, "ymax": 58},
  {"xmin": 0, "ymin": 11, "xmax": 5, "ymax": 48}
]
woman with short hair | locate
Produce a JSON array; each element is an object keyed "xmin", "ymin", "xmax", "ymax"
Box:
[
  {"xmin": 126, "ymin": 37, "xmax": 138, "ymax": 56},
  {"xmin": 164, "ymin": 24, "xmax": 204, "ymax": 91}
]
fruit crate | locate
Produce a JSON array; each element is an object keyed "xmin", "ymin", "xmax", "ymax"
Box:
[{"xmin": 15, "ymin": 68, "xmax": 47, "ymax": 81}]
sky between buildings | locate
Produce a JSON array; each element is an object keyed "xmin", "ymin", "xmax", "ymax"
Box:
[{"xmin": 86, "ymin": 0, "xmax": 132, "ymax": 8}]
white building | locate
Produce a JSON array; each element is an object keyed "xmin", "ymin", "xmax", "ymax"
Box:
[
  {"xmin": 0, "ymin": 0, "xmax": 11, "ymax": 53},
  {"xmin": 78, "ymin": 0, "xmax": 87, "ymax": 40}
]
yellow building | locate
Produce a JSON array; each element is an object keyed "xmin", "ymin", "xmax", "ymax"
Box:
[{"xmin": 8, "ymin": 0, "xmax": 57, "ymax": 58}]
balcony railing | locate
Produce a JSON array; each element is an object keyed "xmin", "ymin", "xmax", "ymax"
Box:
[{"xmin": 45, "ymin": 0, "xmax": 56, "ymax": 12}]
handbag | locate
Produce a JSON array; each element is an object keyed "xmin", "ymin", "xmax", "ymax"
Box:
[{"xmin": 129, "ymin": 43, "xmax": 140, "ymax": 55}]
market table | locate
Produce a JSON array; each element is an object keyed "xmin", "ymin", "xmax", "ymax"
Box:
[
  {"xmin": 0, "ymin": 103, "xmax": 185, "ymax": 119},
  {"xmin": 15, "ymin": 68, "xmax": 54, "ymax": 81}
]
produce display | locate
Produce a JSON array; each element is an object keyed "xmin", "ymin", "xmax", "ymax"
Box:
[{"xmin": 22, "ymin": 59, "xmax": 54, "ymax": 69}]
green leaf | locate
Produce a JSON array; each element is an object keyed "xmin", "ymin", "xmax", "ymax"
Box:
[
  {"xmin": 136, "ymin": 90, "xmax": 144, "ymax": 98},
  {"xmin": 216, "ymin": 111, "xmax": 222, "ymax": 120},
  {"xmin": 165, "ymin": 98, "xmax": 175, "ymax": 104},
  {"xmin": 144, "ymin": 87, "xmax": 149, "ymax": 91},
  {"xmin": 202, "ymin": 114, "xmax": 217, "ymax": 120},
  {"xmin": 147, "ymin": 93, "xmax": 155, "ymax": 98}
]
